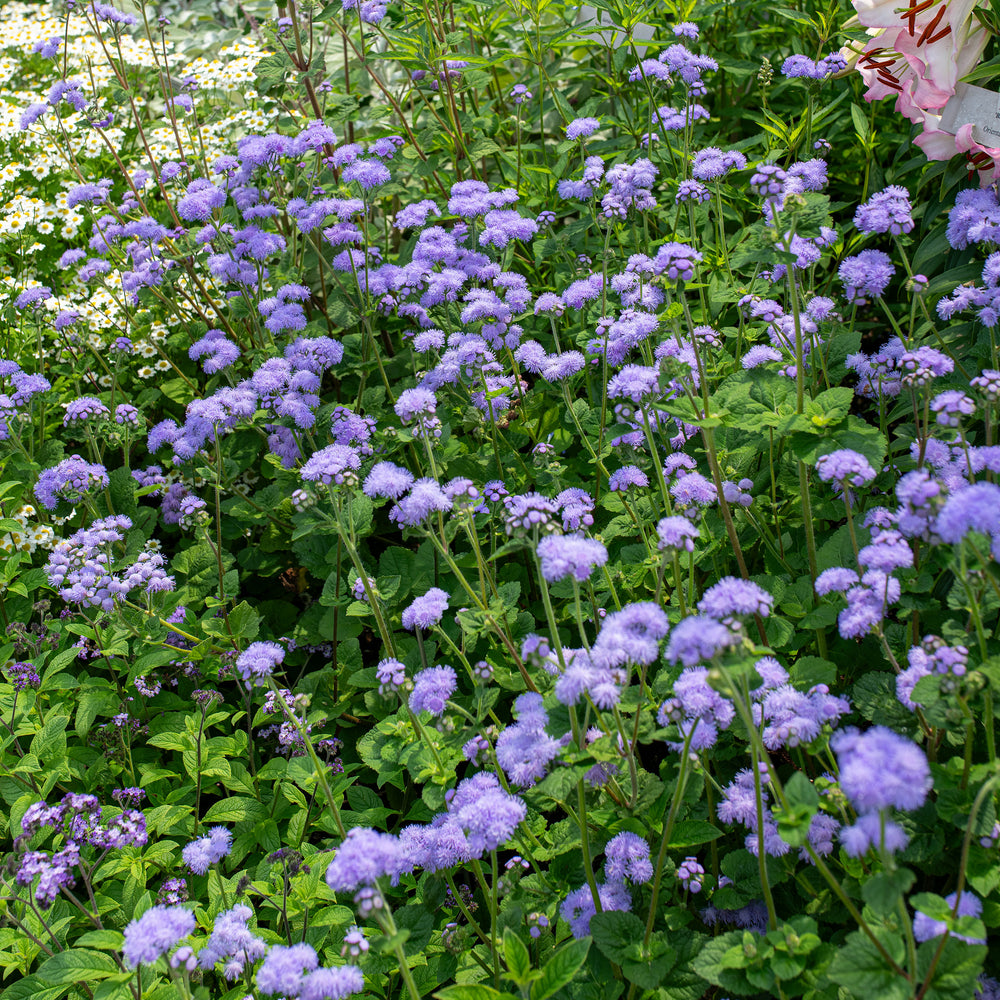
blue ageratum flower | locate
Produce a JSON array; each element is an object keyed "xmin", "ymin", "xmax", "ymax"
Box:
[
  {"xmin": 123, "ymin": 904, "xmax": 196, "ymax": 967},
  {"xmin": 236, "ymin": 641, "xmax": 285, "ymax": 684}
]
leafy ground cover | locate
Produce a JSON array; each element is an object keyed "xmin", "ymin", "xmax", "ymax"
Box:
[{"xmin": 1, "ymin": 0, "xmax": 999, "ymax": 998}]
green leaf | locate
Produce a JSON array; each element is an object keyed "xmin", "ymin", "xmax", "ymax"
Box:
[
  {"xmin": 75, "ymin": 687, "xmax": 117, "ymax": 738},
  {"xmin": 775, "ymin": 772, "xmax": 820, "ymax": 847},
  {"xmin": 228, "ymin": 601, "xmax": 261, "ymax": 640},
  {"xmin": 827, "ymin": 931, "xmax": 909, "ymax": 1000},
  {"xmin": 916, "ymin": 939, "xmax": 986, "ymax": 1000},
  {"xmin": 853, "ymin": 673, "xmax": 918, "ymax": 732},
  {"xmin": 74, "ymin": 930, "xmax": 125, "ymax": 951},
  {"xmin": 467, "ymin": 137, "xmax": 501, "ymax": 158},
  {"xmin": 851, "ymin": 102, "xmax": 870, "ymax": 142},
  {"xmin": 159, "ymin": 377, "xmax": 194, "ymax": 405},
  {"xmin": 147, "ymin": 730, "xmax": 192, "ymax": 751},
  {"xmin": 783, "ymin": 771, "xmax": 819, "ymax": 810},
  {"xmin": 911, "ymin": 893, "xmax": 952, "ymax": 921},
  {"xmin": 861, "ymin": 869, "xmax": 915, "ymax": 918},
  {"xmin": 789, "ymin": 655, "xmax": 836, "ymax": 689},
  {"xmin": 107, "ymin": 466, "xmax": 138, "ymax": 517},
  {"xmin": 503, "ymin": 928, "xmax": 535, "ymax": 988},
  {"xmin": 657, "ymin": 929, "xmax": 711, "ymax": 1000},
  {"xmin": 498, "ymin": 581, "xmax": 521, "ymax": 609},
  {"xmin": 833, "ymin": 415, "xmax": 888, "ymax": 470},
  {"xmin": 435, "ymin": 987, "xmax": 514, "ymax": 1000},
  {"xmin": 91, "ymin": 981, "xmax": 134, "ymax": 1000},
  {"xmin": 0, "ymin": 979, "xmax": 69, "ymax": 1000},
  {"xmin": 202, "ymin": 796, "xmax": 269, "ymax": 825},
  {"xmin": 911, "ymin": 674, "xmax": 940, "ymax": 707},
  {"xmin": 804, "ymin": 387, "xmax": 855, "ymax": 429},
  {"xmin": 667, "ymin": 820, "xmax": 724, "ymax": 848},
  {"xmin": 349, "ymin": 494, "xmax": 373, "ymax": 533},
  {"xmin": 254, "ymin": 52, "xmax": 290, "ymax": 93},
  {"xmin": 526, "ymin": 764, "xmax": 592, "ymax": 806},
  {"xmin": 395, "ymin": 905, "xmax": 434, "ymax": 956},
  {"xmin": 591, "ymin": 910, "xmax": 645, "ymax": 964},
  {"xmin": 37, "ymin": 949, "xmax": 118, "ymax": 985},
  {"xmin": 772, "ymin": 7, "xmax": 819, "ymax": 28},
  {"xmin": 530, "ymin": 937, "xmax": 590, "ymax": 1000},
  {"xmin": 621, "ymin": 943, "xmax": 676, "ymax": 989},
  {"xmin": 30, "ymin": 714, "xmax": 68, "ymax": 764},
  {"xmin": 690, "ymin": 931, "xmax": 756, "ymax": 995}
]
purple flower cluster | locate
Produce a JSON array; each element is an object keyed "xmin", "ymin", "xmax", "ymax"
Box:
[
  {"xmin": 565, "ymin": 117, "xmax": 600, "ymax": 141},
  {"xmin": 628, "ymin": 42, "xmax": 717, "ymax": 95},
  {"xmin": 495, "ymin": 693, "xmax": 562, "ymax": 787},
  {"xmin": 123, "ymin": 905, "xmax": 196, "ymax": 967},
  {"xmin": 945, "ymin": 187, "xmax": 1000, "ymax": 250},
  {"xmin": 719, "ymin": 767, "xmax": 838, "ymax": 861},
  {"xmin": 604, "ymin": 831, "xmax": 653, "ymax": 884},
  {"xmin": 608, "ymin": 465, "xmax": 649, "ymax": 491},
  {"xmin": 854, "ymin": 185, "xmax": 914, "ymax": 235},
  {"xmin": 401, "ymin": 587, "xmax": 449, "ymax": 630},
  {"xmin": 839, "ymin": 250, "xmax": 895, "ymax": 304},
  {"xmin": 256, "ymin": 942, "xmax": 315, "ymax": 995},
  {"xmin": 190, "ymin": 329, "xmax": 241, "ymax": 373},
  {"xmin": 691, "ymin": 147, "xmax": 746, "ymax": 181},
  {"xmin": 198, "ymin": 903, "xmax": 267, "ymax": 980},
  {"xmin": 656, "ymin": 515, "xmax": 700, "ymax": 553},
  {"xmin": 45, "ymin": 515, "xmax": 174, "ymax": 611},
  {"xmin": 591, "ymin": 602, "xmax": 669, "ymax": 676},
  {"xmin": 536, "ymin": 535, "xmax": 608, "ymax": 583},
  {"xmin": 897, "ymin": 635, "xmax": 970, "ymax": 709},
  {"xmin": 697, "ymin": 577, "xmax": 773, "ymax": 619},
  {"xmin": 815, "ymin": 564, "xmax": 901, "ymax": 640},
  {"xmin": 18, "ymin": 792, "xmax": 147, "ymax": 907},
  {"xmin": 326, "ymin": 773, "xmax": 526, "ymax": 893},
  {"xmin": 665, "ymin": 615, "xmax": 736, "ymax": 666},
  {"xmin": 325, "ymin": 827, "xmax": 403, "ymax": 893},
  {"xmin": 503, "ymin": 492, "xmax": 561, "ymax": 536},
  {"xmin": 409, "ymin": 665, "xmax": 457, "ymax": 715},
  {"xmin": 480, "ymin": 209, "xmax": 538, "ymax": 248},
  {"xmin": 182, "ymin": 826, "xmax": 233, "ymax": 874},
  {"xmin": 815, "ymin": 449, "xmax": 877, "ymax": 488},
  {"xmin": 846, "ymin": 336, "xmax": 908, "ymax": 399},
  {"xmin": 676, "ymin": 856, "xmax": 705, "ymax": 892},
  {"xmin": 934, "ymin": 482, "xmax": 1000, "ymax": 559},
  {"xmin": 389, "ymin": 477, "xmax": 452, "ymax": 526},
  {"xmin": 658, "ymin": 666, "xmax": 735, "ymax": 751},
  {"xmin": 930, "ymin": 389, "xmax": 975, "ymax": 427},
  {"xmin": 757, "ymin": 684, "xmax": 850, "ymax": 749},
  {"xmin": 832, "ymin": 726, "xmax": 931, "ymax": 856},
  {"xmin": 556, "ymin": 157, "xmax": 605, "ymax": 202},
  {"xmin": 781, "ymin": 52, "xmax": 846, "ymax": 79},
  {"xmin": 5, "ymin": 659, "xmax": 40, "ymax": 690},
  {"xmin": 364, "ymin": 461, "xmax": 414, "ymax": 499},
  {"xmin": 236, "ymin": 641, "xmax": 285, "ymax": 684},
  {"xmin": 560, "ymin": 880, "xmax": 632, "ymax": 939},
  {"xmin": 63, "ymin": 396, "xmax": 109, "ymax": 425},
  {"xmin": 34, "ymin": 455, "xmax": 108, "ymax": 510},
  {"xmin": 602, "ymin": 159, "xmax": 659, "ymax": 218},
  {"xmin": 301, "ymin": 444, "xmax": 362, "ymax": 487}
]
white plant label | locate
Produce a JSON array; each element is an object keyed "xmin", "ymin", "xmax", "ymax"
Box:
[{"xmin": 938, "ymin": 82, "xmax": 1000, "ymax": 147}]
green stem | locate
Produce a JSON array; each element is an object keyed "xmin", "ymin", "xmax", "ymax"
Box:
[
  {"xmin": 266, "ymin": 678, "xmax": 346, "ymax": 838},
  {"xmin": 642, "ymin": 726, "xmax": 696, "ymax": 947},
  {"xmin": 378, "ymin": 904, "xmax": 422, "ymax": 1000}
]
